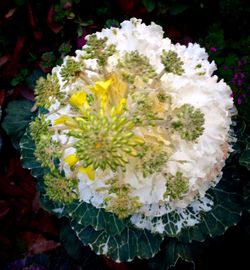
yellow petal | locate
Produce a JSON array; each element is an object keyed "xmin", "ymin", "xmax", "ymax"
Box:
[
  {"xmin": 110, "ymin": 98, "xmax": 127, "ymax": 117},
  {"xmin": 87, "ymin": 79, "xmax": 112, "ymax": 96},
  {"xmin": 69, "ymin": 91, "xmax": 87, "ymax": 108},
  {"xmin": 129, "ymin": 136, "xmax": 145, "ymax": 146},
  {"xmin": 100, "ymin": 94, "xmax": 108, "ymax": 111},
  {"xmin": 54, "ymin": 116, "xmax": 68, "ymax": 125},
  {"xmin": 108, "ymin": 73, "xmax": 128, "ymax": 105},
  {"xmin": 95, "ymin": 79, "xmax": 112, "ymax": 92},
  {"xmin": 54, "ymin": 116, "xmax": 77, "ymax": 128},
  {"xmin": 79, "ymin": 166, "xmax": 95, "ymax": 180},
  {"xmin": 64, "ymin": 153, "xmax": 79, "ymax": 166},
  {"xmin": 116, "ymin": 98, "xmax": 127, "ymax": 114},
  {"xmin": 87, "ymin": 79, "xmax": 112, "ymax": 112}
]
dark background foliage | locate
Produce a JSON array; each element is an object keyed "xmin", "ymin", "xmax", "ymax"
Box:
[{"xmin": 0, "ymin": 0, "xmax": 249, "ymax": 269}]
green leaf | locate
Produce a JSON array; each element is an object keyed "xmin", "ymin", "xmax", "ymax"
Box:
[
  {"xmin": 177, "ymin": 171, "xmax": 243, "ymax": 242},
  {"xmin": 26, "ymin": 70, "xmax": 44, "ymax": 89},
  {"xmin": 60, "ymin": 221, "xmax": 102, "ymax": 267},
  {"xmin": 41, "ymin": 52, "xmax": 56, "ymax": 68},
  {"xmin": 2, "ymin": 100, "xmax": 34, "ymax": 149},
  {"xmin": 239, "ymin": 147, "xmax": 250, "ymax": 170},
  {"xmin": 244, "ymin": 182, "xmax": 250, "ymax": 213},
  {"xmin": 20, "ymin": 129, "xmax": 67, "ymax": 217},
  {"xmin": 105, "ymin": 19, "xmax": 119, "ymax": 28},
  {"xmin": 66, "ymin": 201, "xmax": 128, "ymax": 235},
  {"xmin": 71, "ymin": 221, "xmax": 163, "ymax": 262},
  {"xmin": 151, "ymin": 211, "xmax": 186, "ymax": 237},
  {"xmin": 148, "ymin": 238, "xmax": 203, "ymax": 270},
  {"xmin": 0, "ymin": 107, "xmax": 2, "ymax": 151},
  {"xmin": 14, "ymin": 0, "xmax": 25, "ymax": 6},
  {"xmin": 170, "ymin": 4, "xmax": 188, "ymax": 15},
  {"xmin": 206, "ymin": 24, "xmax": 224, "ymax": 48},
  {"xmin": 142, "ymin": 0, "xmax": 156, "ymax": 12},
  {"xmin": 11, "ymin": 68, "xmax": 29, "ymax": 86},
  {"xmin": 40, "ymin": 192, "xmax": 67, "ymax": 218},
  {"xmin": 20, "ymin": 129, "xmax": 47, "ymax": 179}
]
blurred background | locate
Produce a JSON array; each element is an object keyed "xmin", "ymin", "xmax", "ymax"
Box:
[{"xmin": 0, "ymin": 0, "xmax": 249, "ymax": 269}]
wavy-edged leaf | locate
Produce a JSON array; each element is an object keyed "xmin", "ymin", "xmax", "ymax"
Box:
[
  {"xmin": 20, "ymin": 129, "xmax": 47, "ymax": 179},
  {"xmin": 239, "ymin": 148, "xmax": 250, "ymax": 170},
  {"xmin": 60, "ymin": 221, "xmax": 103, "ymax": 267},
  {"xmin": 2, "ymin": 99, "xmax": 34, "ymax": 149},
  {"xmin": 177, "ymin": 173, "xmax": 243, "ymax": 242},
  {"xmin": 67, "ymin": 201, "xmax": 128, "ymax": 235},
  {"xmin": 142, "ymin": 0, "xmax": 156, "ymax": 12},
  {"xmin": 148, "ymin": 237, "xmax": 203, "ymax": 270},
  {"xmin": 155, "ymin": 212, "xmax": 180, "ymax": 237},
  {"xmin": 20, "ymin": 129, "xmax": 67, "ymax": 217},
  {"xmin": 71, "ymin": 221, "xmax": 163, "ymax": 262},
  {"xmin": 0, "ymin": 106, "xmax": 2, "ymax": 151},
  {"xmin": 244, "ymin": 182, "xmax": 250, "ymax": 213},
  {"xmin": 170, "ymin": 3, "xmax": 189, "ymax": 15},
  {"xmin": 39, "ymin": 193, "xmax": 67, "ymax": 218}
]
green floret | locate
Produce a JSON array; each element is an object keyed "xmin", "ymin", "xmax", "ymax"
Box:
[
  {"xmin": 132, "ymin": 93, "xmax": 164, "ymax": 126},
  {"xmin": 82, "ymin": 34, "xmax": 116, "ymax": 67},
  {"xmin": 35, "ymin": 74, "xmax": 62, "ymax": 109},
  {"xmin": 30, "ymin": 115, "xmax": 61, "ymax": 170},
  {"xmin": 161, "ymin": 50, "xmax": 184, "ymax": 75},
  {"xmin": 44, "ymin": 172, "xmax": 78, "ymax": 204},
  {"xmin": 170, "ymin": 104, "xmax": 205, "ymax": 141},
  {"xmin": 164, "ymin": 172, "xmax": 189, "ymax": 200},
  {"xmin": 60, "ymin": 57, "xmax": 82, "ymax": 85},
  {"xmin": 117, "ymin": 50, "xmax": 157, "ymax": 83},
  {"xmin": 102, "ymin": 178, "xmax": 142, "ymax": 219},
  {"xmin": 138, "ymin": 144, "xmax": 169, "ymax": 177}
]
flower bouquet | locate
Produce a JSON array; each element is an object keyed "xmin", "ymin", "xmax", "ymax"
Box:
[{"xmin": 13, "ymin": 18, "xmax": 245, "ymax": 265}]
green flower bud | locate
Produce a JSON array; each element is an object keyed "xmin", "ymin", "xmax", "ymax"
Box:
[{"xmin": 161, "ymin": 50, "xmax": 184, "ymax": 75}]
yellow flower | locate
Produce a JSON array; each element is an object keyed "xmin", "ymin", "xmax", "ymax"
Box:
[
  {"xmin": 79, "ymin": 166, "xmax": 95, "ymax": 180},
  {"xmin": 87, "ymin": 79, "xmax": 112, "ymax": 111},
  {"xmin": 54, "ymin": 116, "xmax": 78, "ymax": 128},
  {"xmin": 69, "ymin": 91, "xmax": 87, "ymax": 108},
  {"xmin": 108, "ymin": 73, "xmax": 128, "ymax": 105},
  {"xmin": 64, "ymin": 153, "xmax": 79, "ymax": 166},
  {"xmin": 111, "ymin": 98, "xmax": 127, "ymax": 117}
]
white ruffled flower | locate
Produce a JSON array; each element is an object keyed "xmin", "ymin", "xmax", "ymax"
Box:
[{"xmin": 32, "ymin": 18, "xmax": 235, "ymax": 233}]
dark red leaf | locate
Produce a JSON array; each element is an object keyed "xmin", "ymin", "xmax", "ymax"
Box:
[
  {"xmin": 5, "ymin": 8, "xmax": 16, "ymax": 19},
  {"xmin": 166, "ymin": 26, "xmax": 182, "ymax": 42},
  {"xmin": 1, "ymin": 36, "xmax": 26, "ymax": 77},
  {"xmin": 103, "ymin": 256, "xmax": 131, "ymax": 270},
  {"xmin": 32, "ymin": 193, "xmax": 41, "ymax": 213},
  {"xmin": 76, "ymin": 30, "xmax": 87, "ymax": 48},
  {"xmin": 7, "ymin": 156, "xmax": 29, "ymax": 178},
  {"xmin": 30, "ymin": 210, "xmax": 59, "ymax": 236},
  {"xmin": 116, "ymin": 0, "xmax": 139, "ymax": 12},
  {"xmin": 47, "ymin": 5, "xmax": 62, "ymax": 34},
  {"xmin": 27, "ymin": 1, "xmax": 42, "ymax": 40},
  {"xmin": 63, "ymin": 2, "xmax": 72, "ymax": 9},
  {"xmin": 16, "ymin": 85, "xmax": 35, "ymax": 101},
  {"xmin": 0, "ymin": 90, "xmax": 6, "ymax": 105},
  {"xmin": 22, "ymin": 232, "xmax": 61, "ymax": 255},
  {"xmin": 0, "ymin": 234, "xmax": 11, "ymax": 246},
  {"xmin": 0, "ymin": 55, "xmax": 10, "ymax": 67},
  {"xmin": 0, "ymin": 201, "xmax": 10, "ymax": 219},
  {"xmin": 116, "ymin": 0, "xmax": 146, "ymax": 16},
  {"xmin": 13, "ymin": 35, "xmax": 26, "ymax": 59},
  {"xmin": 0, "ymin": 178, "xmax": 26, "ymax": 197}
]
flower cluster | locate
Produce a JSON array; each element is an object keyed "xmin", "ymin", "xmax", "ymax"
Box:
[{"xmin": 31, "ymin": 18, "xmax": 235, "ymax": 232}]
